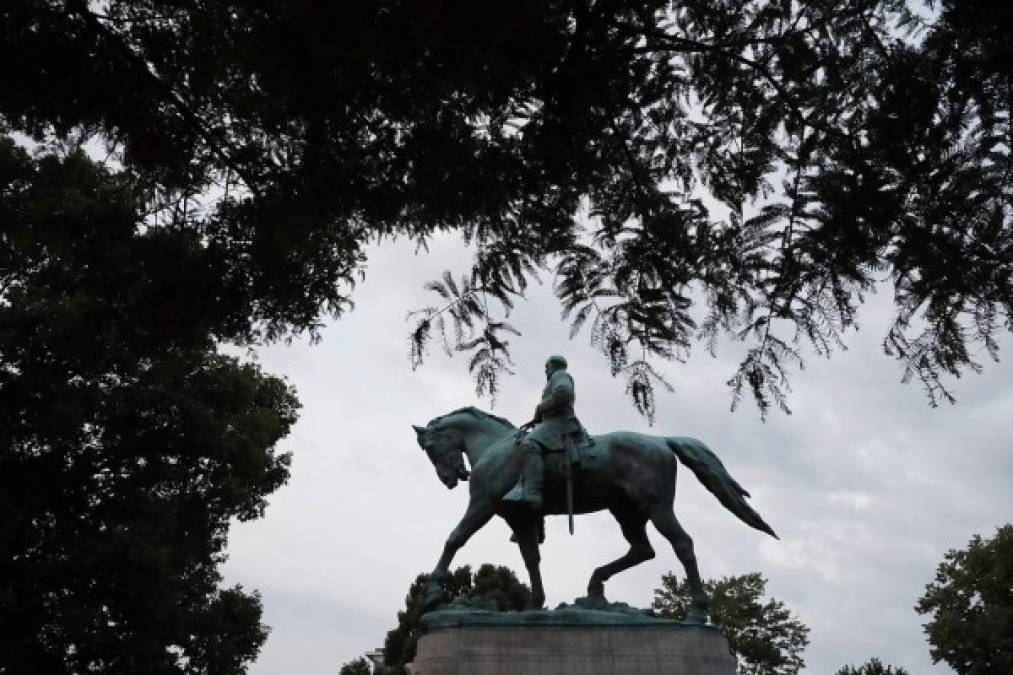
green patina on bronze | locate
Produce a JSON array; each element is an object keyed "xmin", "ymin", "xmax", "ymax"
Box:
[
  {"xmin": 502, "ymin": 355, "xmax": 590, "ymax": 534},
  {"xmin": 413, "ymin": 356, "xmax": 777, "ymax": 625}
]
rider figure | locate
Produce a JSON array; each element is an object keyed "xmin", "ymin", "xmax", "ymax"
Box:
[{"xmin": 506, "ymin": 355, "xmax": 588, "ymax": 511}]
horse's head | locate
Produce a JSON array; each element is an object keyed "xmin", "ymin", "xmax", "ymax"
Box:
[{"xmin": 413, "ymin": 421, "xmax": 470, "ymax": 490}]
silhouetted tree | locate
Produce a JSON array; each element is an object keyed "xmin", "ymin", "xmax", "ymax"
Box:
[
  {"xmin": 653, "ymin": 572, "xmax": 809, "ymax": 675},
  {"xmin": 338, "ymin": 657, "xmax": 373, "ymax": 675},
  {"xmin": 834, "ymin": 658, "xmax": 911, "ymax": 675},
  {"xmin": 915, "ymin": 525, "xmax": 1013, "ymax": 675},
  {"xmin": 1, "ymin": 1, "xmax": 1008, "ymax": 418},
  {"xmin": 0, "ymin": 141, "xmax": 295, "ymax": 672},
  {"xmin": 383, "ymin": 565, "xmax": 530, "ymax": 675}
]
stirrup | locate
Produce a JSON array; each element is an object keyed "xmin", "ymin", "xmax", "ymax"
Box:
[
  {"xmin": 502, "ymin": 483, "xmax": 526, "ymax": 504},
  {"xmin": 503, "ymin": 493, "xmax": 542, "ymax": 511}
]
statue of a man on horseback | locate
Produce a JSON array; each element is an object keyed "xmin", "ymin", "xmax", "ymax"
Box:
[
  {"xmin": 412, "ymin": 358, "xmax": 778, "ymax": 621},
  {"xmin": 505, "ymin": 354, "xmax": 590, "ymax": 512}
]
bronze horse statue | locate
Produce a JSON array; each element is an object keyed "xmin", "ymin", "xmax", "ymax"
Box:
[{"xmin": 413, "ymin": 407, "xmax": 777, "ymax": 623}]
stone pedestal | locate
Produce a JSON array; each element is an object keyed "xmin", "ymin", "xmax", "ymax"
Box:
[{"xmin": 407, "ymin": 607, "xmax": 736, "ymax": 675}]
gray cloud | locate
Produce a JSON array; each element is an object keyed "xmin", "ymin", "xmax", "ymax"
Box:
[{"xmin": 223, "ymin": 236, "xmax": 1011, "ymax": 675}]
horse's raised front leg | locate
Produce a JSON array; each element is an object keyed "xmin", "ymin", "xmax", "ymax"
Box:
[
  {"xmin": 586, "ymin": 508, "xmax": 655, "ymax": 604},
  {"xmin": 650, "ymin": 506, "xmax": 709, "ymax": 624},
  {"xmin": 509, "ymin": 517, "xmax": 545, "ymax": 609},
  {"xmin": 424, "ymin": 498, "xmax": 494, "ymax": 610}
]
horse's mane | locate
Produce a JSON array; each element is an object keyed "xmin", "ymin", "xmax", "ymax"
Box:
[{"xmin": 428, "ymin": 406, "xmax": 516, "ymax": 431}]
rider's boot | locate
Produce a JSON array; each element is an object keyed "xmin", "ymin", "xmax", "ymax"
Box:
[
  {"xmin": 521, "ymin": 444, "xmax": 544, "ymax": 511},
  {"xmin": 503, "ymin": 443, "xmax": 543, "ymax": 512}
]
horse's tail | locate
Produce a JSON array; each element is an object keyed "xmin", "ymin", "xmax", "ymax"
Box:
[{"xmin": 666, "ymin": 437, "xmax": 778, "ymax": 539}]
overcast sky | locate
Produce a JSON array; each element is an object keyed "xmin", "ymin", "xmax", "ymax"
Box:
[{"xmin": 222, "ymin": 233, "xmax": 1012, "ymax": 675}]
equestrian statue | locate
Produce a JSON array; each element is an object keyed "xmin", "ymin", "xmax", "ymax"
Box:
[{"xmin": 412, "ymin": 355, "xmax": 777, "ymax": 624}]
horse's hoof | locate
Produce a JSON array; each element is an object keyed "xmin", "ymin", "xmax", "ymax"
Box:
[
  {"xmin": 573, "ymin": 593, "xmax": 609, "ymax": 610},
  {"xmin": 684, "ymin": 609, "xmax": 709, "ymax": 625},
  {"xmin": 422, "ymin": 588, "xmax": 444, "ymax": 612},
  {"xmin": 686, "ymin": 595, "xmax": 710, "ymax": 624}
]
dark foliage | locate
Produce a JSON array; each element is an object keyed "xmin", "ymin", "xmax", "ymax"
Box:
[
  {"xmin": 1, "ymin": 1, "xmax": 1009, "ymax": 420},
  {"xmin": 834, "ymin": 658, "xmax": 911, "ymax": 675},
  {"xmin": 383, "ymin": 565, "xmax": 530, "ymax": 674},
  {"xmin": 0, "ymin": 142, "xmax": 295, "ymax": 671},
  {"xmin": 338, "ymin": 657, "xmax": 373, "ymax": 675},
  {"xmin": 404, "ymin": 0, "xmax": 1013, "ymax": 417},
  {"xmin": 653, "ymin": 571, "xmax": 809, "ymax": 674},
  {"xmin": 408, "ymin": 271, "xmax": 523, "ymax": 404},
  {"xmin": 915, "ymin": 524, "xmax": 1013, "ymax": 675}
]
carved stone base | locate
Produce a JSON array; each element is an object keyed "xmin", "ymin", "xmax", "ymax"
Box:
[{"xmin": 407, "ymin": 608, "xmax": 736, "ymax": 675}]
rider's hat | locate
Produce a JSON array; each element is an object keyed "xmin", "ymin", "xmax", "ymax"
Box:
[{"xmin": 546, "ymin": 354, "xmax": 568, "ymax": 370}]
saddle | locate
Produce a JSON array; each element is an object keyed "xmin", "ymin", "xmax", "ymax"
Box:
[
  {"xmin": 504, "ymin": 425, "xmax": 595, "ymax": 542},
  {"xmin": 547, "ymin": 431, "xmax": 595, "ymax": 470},
  {"xmin": 528, "ymin": 417, "xmax": 594, "ymax": 461}
]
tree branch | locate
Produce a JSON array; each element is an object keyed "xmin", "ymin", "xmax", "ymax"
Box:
[
  {"xmin": 609, "ymin": 120, "xmax": 657, "ymax": 213},
  {"xmin": 637, "ymin": 32, "xmax": 851, "ymax": 144},
  {"xmin": 64, "ymin": 0, "xmax": 263, "ymax": 195}
]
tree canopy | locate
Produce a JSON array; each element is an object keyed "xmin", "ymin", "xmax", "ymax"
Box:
[
  {"xmin": 915, "ymin": 524, "xmax": 1013, "ymax": 675},
  {"xmin": 653, "ymin": 571, "xmax": 809, "ymax": 674},
  {"xmin": 0, "ymin": 134, "xmax": 295, "ymax": 672},
  {"xmin": 834, "ymin": 658, "xmax": 911, "ymax": 675},
  {"xmin": 338, "ymin": 657, "xmax": 373, "ymax": 675},
  {"xmin": 2, "ymin": 0, "xmax": 1009, "ymax": 419}
]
